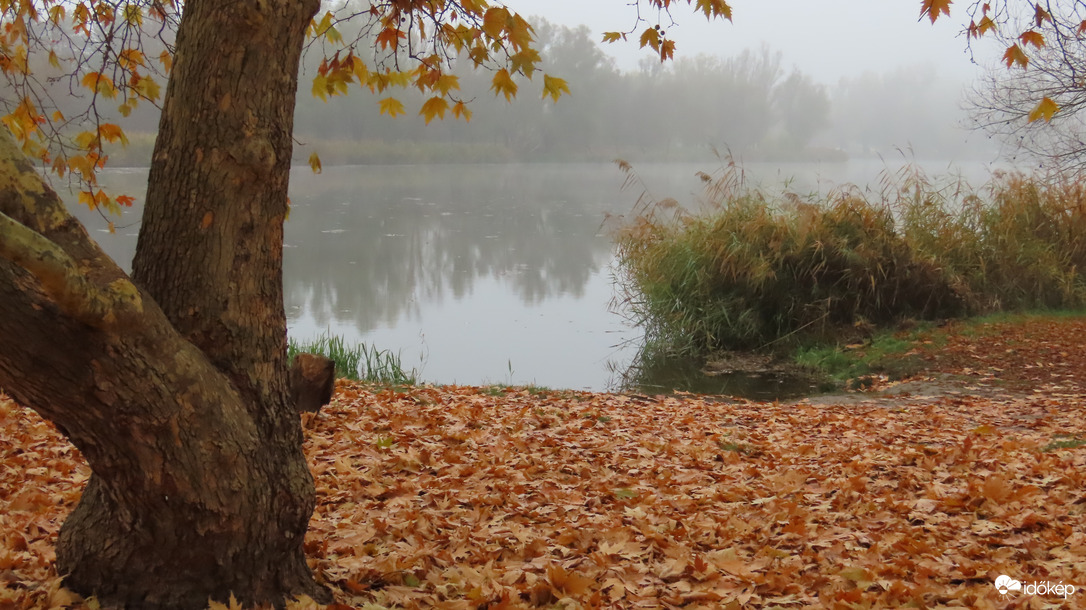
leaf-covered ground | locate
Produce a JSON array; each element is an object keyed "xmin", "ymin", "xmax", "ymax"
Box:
[{"xmin": 2, "ymin": 317, "xmax": 1085, "ymax": 609}]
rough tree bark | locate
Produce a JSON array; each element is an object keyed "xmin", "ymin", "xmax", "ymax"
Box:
[{"xmin": 0, "ymin": 0, "xmax": 328, "ymax": 607}]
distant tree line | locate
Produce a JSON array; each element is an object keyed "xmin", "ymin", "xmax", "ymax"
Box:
[
  {"xmin": 292, "ymin": 20, "xmax": 840, "ymax": 164},
  {"xmin": 47, "ymin": 17, "xmax": 989, "ymax": 167}
]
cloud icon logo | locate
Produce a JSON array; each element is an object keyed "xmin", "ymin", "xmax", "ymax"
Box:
[{"xmin": 995, "ymin": 575, "xmax": 1023, "ymax": 595}]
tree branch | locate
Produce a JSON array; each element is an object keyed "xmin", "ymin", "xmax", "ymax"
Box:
[{"xmin": 0, "ymin": 210, "xmax": 142, "ymax": 329}]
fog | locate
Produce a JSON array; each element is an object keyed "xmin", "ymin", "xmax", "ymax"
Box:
[
  {"xmin": 513, "ymin": 0, "xmax": 988, "ymax": 82},
  {"xmin": 48, "ymin": 3, "xmax": 1007, "ymax": 169},
  {"xmin": 285, "ymin": 11, "xmax": 1000, "ymax": 168}
]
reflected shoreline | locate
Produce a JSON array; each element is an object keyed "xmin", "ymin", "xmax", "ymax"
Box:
[{"xmin": 64, "ymin": 160, "xmax": 1006, "ymax": 391}]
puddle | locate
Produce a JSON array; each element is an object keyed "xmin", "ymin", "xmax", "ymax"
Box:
[{"xmin": 616, "ymin": 354, "xmax": 823, "ymax": 400}]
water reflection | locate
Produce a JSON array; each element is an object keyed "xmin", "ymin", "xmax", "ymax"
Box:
[
  {"xmin": 57, "ymin": 159, "xmax": 1002, "ymax": 391},
  {"xmin": 281, "ymin": 164, "xmax": 640, "ymax": 389},
  {"xmin": 283, "ymin": 164, "xmax": 620, "ymax": 332}
]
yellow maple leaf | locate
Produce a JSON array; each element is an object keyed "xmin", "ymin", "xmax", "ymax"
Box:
[
  {"xmin": 132, "ymin": 75, "xmax": 161, "ymax": 102},
  {"xmin": 98, "ymin": 123, "xmax": 128, "ymax": 146},
  {"xmin": 73, "ymin": 130, "xmax": 99, "ymax": 150},
  {"xmin": 490, "ymin": 68, "xmax": 517, "ymax": 101},
  {"xmin": 48, "ymin": 5, "xmax": 66, "ymax": 24},
  {"xmin": 452, "ymin": 101, "xmax": 473, "ymax": 122},
  {"xmin": 1027, "ymin": 97, "xmax": 1059, "ymax": 122},
  {"xmin": 378, "ymin": 96, "xmax": 405, "ymax": 118},
  {"xmin": 350, "ymin": 55, "xmax": 369, "ymax": 82},
  {"xmin": 601, "ymin": 31, "xmax": 624, "ymax": 44},
  {"xmin": 508, "ymin": 13, "xmax": 534, "ymax": 51},
  {"xmin": 541, "ymin": 74, "xmax": 570, "ymax": 103},
  {"xmin": 119, "ymin": 48, "xmax": 145, "ymax": 69},
  {"xmin": 123, "ymin": 5, "xmax": 143, "ymax": 26},
  {"xmin": 434, "ymin": 73, "xmax": 460, "ymax": 95},
  {"xmin": 510, "ymin": 48, "xmax": 541, "ymax": 78},
  {"xmin": 308, "ymin": 152, "xmax": 322, "ymax": 174},
  {"xmin": 419, "ymin": 96, "xmax": 449, "ymax": 124},
  {"xmin": 311, "ymin": 73, "xmax": 330, "ymax": 101},
  {"xmin": 482, "ymin": 7, "xmax": 509, "ymax": 40},
  {"xmin": 81, "ymin": 72, "xmax": 108, "ymax": 95},
  {"xmin": 311, "ymin": 12, "xmax": 335, "ymax": 38}
]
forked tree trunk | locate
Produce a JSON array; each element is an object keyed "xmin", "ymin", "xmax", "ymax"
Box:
[{"xmin": 0, "ymin": 0, "xmax": 328, "ymax": 607}]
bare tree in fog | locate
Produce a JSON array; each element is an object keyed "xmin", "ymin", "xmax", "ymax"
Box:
[{"xmin": 966, "ymin": 2, "xmax": 1086, "ymax": 173}]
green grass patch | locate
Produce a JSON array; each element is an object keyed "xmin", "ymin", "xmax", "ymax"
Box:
[
  {"xmin": 288, "ymin": 333, "xmax": 417, "ymax": 386},
  {"xmin": 480, "ymin": 385, "xmax": 509, "ymax": 397},
  {"xmin": 1042, "ymin": 435, "xmax": 1086, "ymax": 452},
  {"xmin": 794, "ymin": 324, "xmax": 938, "ymax": 386}
]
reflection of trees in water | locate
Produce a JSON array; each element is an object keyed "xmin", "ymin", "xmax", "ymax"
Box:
[
  {"xmin": 283, "ymin": 165, "xmax": 622, "ymax": 333},
  {"xmin": 56, "ymin": 165, "xmax": 624, "ymax": 336}
]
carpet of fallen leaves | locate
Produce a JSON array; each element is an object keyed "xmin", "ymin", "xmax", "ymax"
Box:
[
  {"xmin": 919, "ymin": 316, "xmax": 1086, "ymax": 394},
  {"xmin": 2, "ymin": 317, "xmax": 1085, "ymax": 610}
]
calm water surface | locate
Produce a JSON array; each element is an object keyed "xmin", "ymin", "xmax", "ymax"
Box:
[{"xmin": 67, "ymin": 160, "xmax": 1001, "ymax": 392}]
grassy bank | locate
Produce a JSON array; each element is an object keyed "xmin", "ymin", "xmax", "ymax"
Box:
[
  {"xmin": 613, "ymin": 163, "xmax": 1086, "ymax": 363},
  {"xmin": 793, "ymin": 310, "xmax": 1086, "ymax": 391}
]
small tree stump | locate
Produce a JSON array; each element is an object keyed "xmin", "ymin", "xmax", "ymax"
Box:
[{"xmin": 290, "ymin": 353, "xmax": 335, "ymax": 414}]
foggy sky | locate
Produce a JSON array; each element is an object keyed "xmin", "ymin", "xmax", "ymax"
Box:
[{"xmin": 509, "ymin": 0, "xmax": 999, "ymax": 83}]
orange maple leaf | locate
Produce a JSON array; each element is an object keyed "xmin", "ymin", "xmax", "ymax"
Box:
[
  {"xmin": 920, "ymin": 0, "xmax": 952, "ymax": 24},
  {"xmin": 1003, "ymin": 43, "xmax": 1029, "ymax": 68},
  {"xmin": 1019, "ymin": 30, "xmax": 1044, "ymax": 49}
]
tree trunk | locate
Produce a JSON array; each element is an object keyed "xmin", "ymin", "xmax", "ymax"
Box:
[{"xmin": 0, "ymin": 0, "xmax": 329, "ymax": 607}]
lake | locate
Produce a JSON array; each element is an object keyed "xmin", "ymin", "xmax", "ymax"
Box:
[{"xmin": 67, "ymin": 159, "xmax": 1003, "ymax": 393}]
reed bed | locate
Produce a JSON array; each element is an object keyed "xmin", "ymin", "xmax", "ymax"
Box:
[{"xmin": 612, "ymin": 163, "xmax": 1086, "ymax": 357}]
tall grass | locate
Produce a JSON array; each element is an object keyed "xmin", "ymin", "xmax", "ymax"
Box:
[
  {"xmin": 287, "ymin": 334, "xmax": 417, "ymax": 386},
  {"xmin": 612, "ymin": 162, "xmax": 1086, "ymax": 356}
]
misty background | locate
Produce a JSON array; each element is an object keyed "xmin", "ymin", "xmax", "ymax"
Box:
[{"xmin": 91, "ymin": 5, "xmax": 1006, "ymax": 168}]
